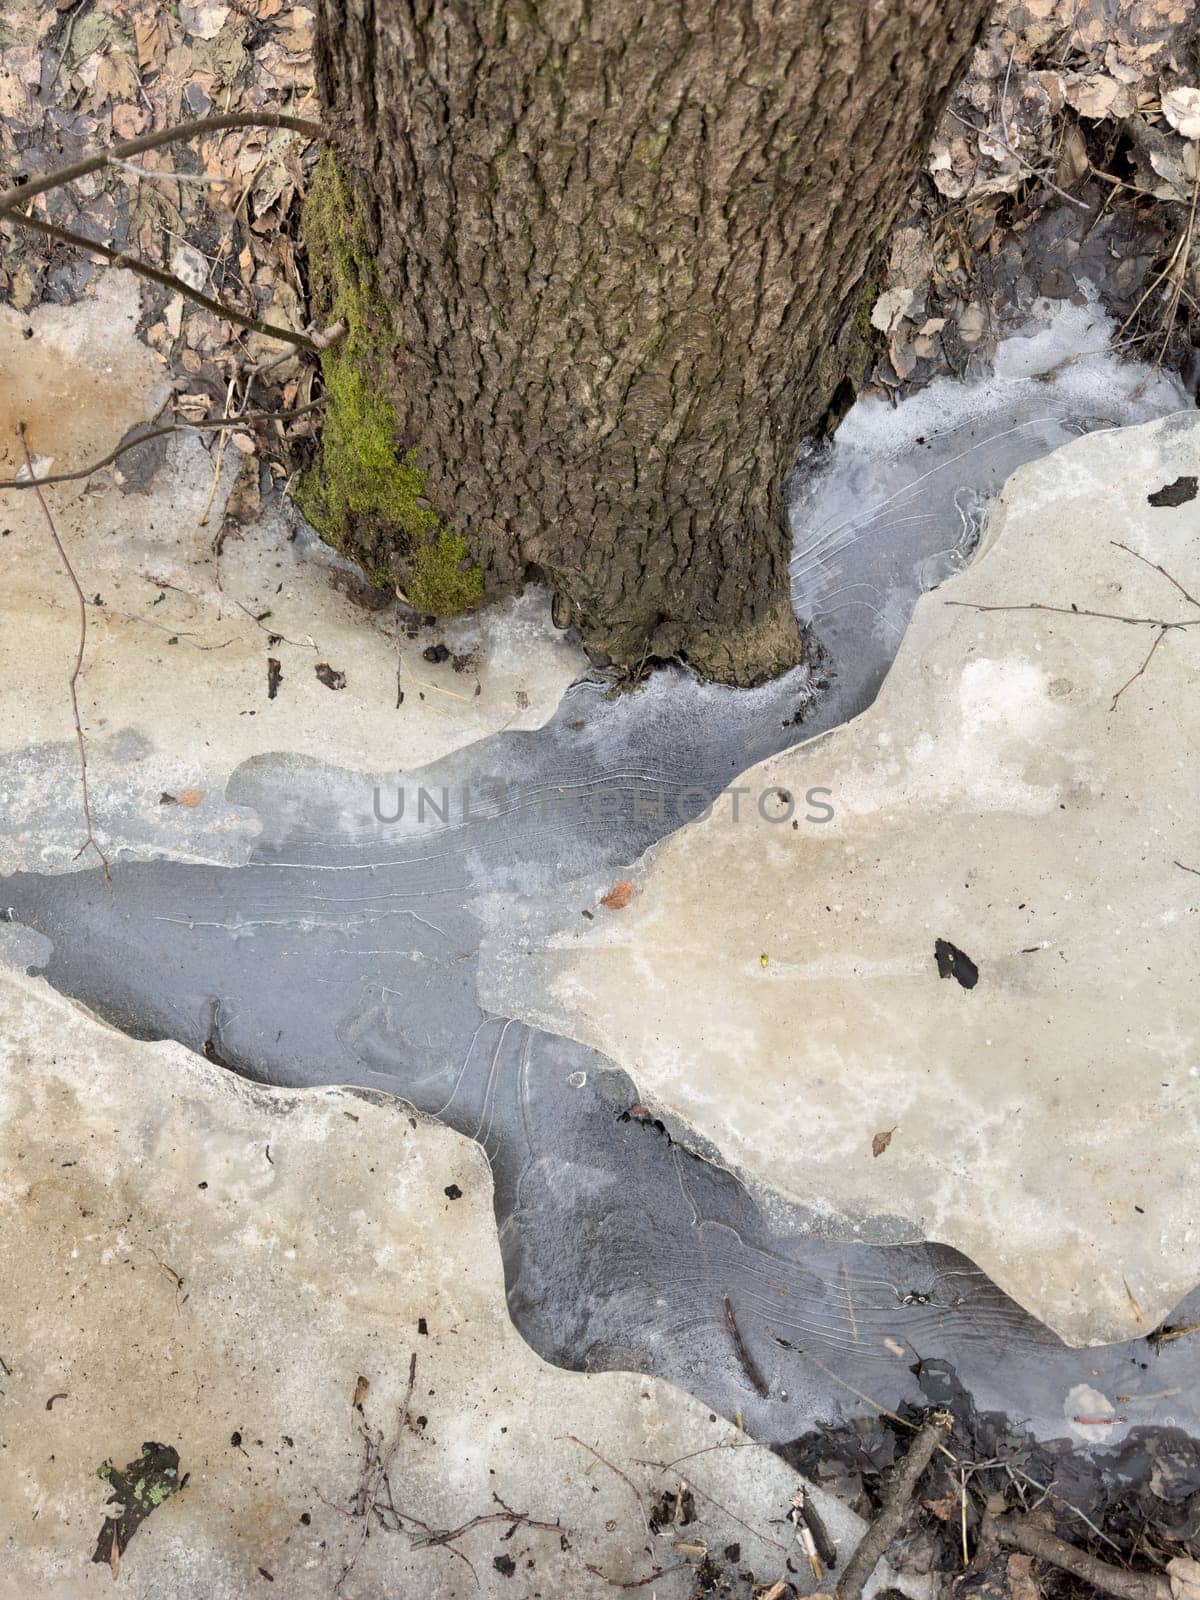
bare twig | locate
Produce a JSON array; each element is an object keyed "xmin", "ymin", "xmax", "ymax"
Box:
[
  {"xmin": 0, "ymin": 404, "xmax": 324, "ymax": 491},
  {"xmin": 948, "ymin": 545, "xmax": 1199, "ymax": 711},
  {"xmin": 1110, "ymin": 626, "xmax": 1168, "ymax": 710},
  {"xmin": 221, "ymin": 594, "xmax": 317, "ymax": 651},
  {"xmin": 411, "ymin": 1500, "xmax": 560, "ymax": 1550},
  {"xmin": 238, "ymin": 318, "xmax": 345, "ymax": 410},
  {"xmin": 559, "ymin": 1435, "xmax": 649, "ymax": 1534},
  {"xmin": 198, "ymin": 375, "xmax": 237, "ymax": 527},
  {"xmin": 988, "ymin": 1513, "xmax": 1169, "ymax": 1600},
  {"xmin": 0, "ymin": 111, "xmax": 324, "ymax": 216},
  {"xmin": 773, "ymin": 1340, "xmax": 924, "ymax": 1436},
  {"xmin": 335, "ymin": 1354, "xmax": 417, "ymax": 1594},
  {"xmin": 1154, "ymin": 162, "xmax": 1199, "ymax": 370},
  {"xmin": 836, "ymin": 1410, "xmax": 953, "ymax": 1600},
  {"xmin": 1111, "ymin": 540, "xmax": 1200, "ymax": 610},
  {"xmin": 1176, "ymin": 861, "xmax": 1200, "ymax": 878},
  {"xmin": 723, "ymin": 1295, "xmax": 769, "ymax": 1399},
  {"xmin": 1114, "ymin": 221, "xmax": 1191, "ymax": 347},
  {"xmin": 7, "ymin": 210, "xmax": 318, "ymax": 351},
  {"xmin": 635, "ymin": 1461, "xmax": 788, "ymax": 1555},
  {"xmin": 583, "ymin": 1562, "xmax": 691, "ymax": 1590},
  {"xmin": 946, "ymin": 108, "xmax": 1089, "ymax": 211},
  {"xmin": 16, "ymin": 423, "xmax": 111, "ymax": 889},
  {"xmin": 109, "ymin": 159, "xmax": 230, "ymax": 186},
  {"xmin": 1149, "ymin": 1319, "xmax": 1200, "ymax": 1346},
  {"xmin": 1002, "ymin": 1466, "xmax": 1124, "ymax": 1555},
  {"xmin": 946, "ymin": 599, "xmax": 1198, "ymax": 629}
]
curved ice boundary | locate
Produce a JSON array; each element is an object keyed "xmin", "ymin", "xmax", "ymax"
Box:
[{"xmin": 1, "ymin": 295, "xmax": 1194, "ymax": 1461}]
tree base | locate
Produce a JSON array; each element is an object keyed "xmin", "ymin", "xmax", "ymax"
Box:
[{"xmin": 575, "ymin": 593, "xmax": 805, "ymax": 688}]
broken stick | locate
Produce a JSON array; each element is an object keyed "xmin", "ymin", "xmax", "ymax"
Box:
[
  {"xmin": 988, "ymin": 1514, "xmax": 1169, "ymax": 1600},
  {"xmin": 835, "ymin": 1409, "xmax": 952, "ymax": 1600}
]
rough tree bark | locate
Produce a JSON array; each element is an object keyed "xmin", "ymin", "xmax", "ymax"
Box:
[{"xmin": 313, "ymin": 0, "xmax": 992, "ymax": 685}]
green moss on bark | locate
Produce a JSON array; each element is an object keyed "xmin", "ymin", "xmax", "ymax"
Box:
[{"xmin": 299, "ymin": 151, "xmax": 483, "ymax": 613}]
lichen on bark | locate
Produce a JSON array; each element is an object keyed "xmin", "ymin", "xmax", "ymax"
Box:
[{"xmin": 297, "ymin": 150, "xmax": 483, "ymax": 614}]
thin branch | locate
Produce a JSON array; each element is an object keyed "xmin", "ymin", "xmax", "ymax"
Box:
[
  {"xmin": 7, "ymin": 210, "xmax": 318, "ymax": 350},
  {"xmin": 198, "ymin": 374, "xmax": 236, "ymax": 527},
  {"xmin": 945, "ymin": 599, "xmax": 1198, "ymax": 629},
  {"xmin": 1110, "ymin": 626, "xmax": 1168, "ymax": 710},
  {"xmin": 0, "ymin": 404, "xmax": 325, "ymax": 490},
  {"xmin": 109, "ymin": 159, "xmax": 230, "ymax": 186},
  {"xmin": 648, "ymin": 1469, "xmax": 788, "ymax": 1555},
  {"xmin": 946, "ymin": 107, "xmax": 1089, "ymax": 211},
  {"xmin": 16, "ymin": 423, "xmax": 111, "ymax": 889},
  {"xmin": 335, "ymin": 1354, "xmax": 417, "ymax": 1595},
  {"xmin": 836, "ymin": 1410, "xmax": 953, "ymax": 1600},
  {"xmin": 987, "ymin": 1514, "xmax": 1169, "ymax": 1600},
  {"xmin": 948, "ymin": 547, "xmax": 1199, "ymax": 712},
  {"xmin": 239, "ymin": 318, "xmax": 345, "ymax": 407},
  {"xmin": 411, "ymin": 1502, "xmax": 560, "ymax": 1550},
  {"xmin": 0, "ymin": 111, "xmax": 324, "ymax": 216},
  {"xmin": 1154, "ymin": 162, "xmax": 1199, "ymax": 371},
  {"xmin": 583, "ymin": 1563, "xmax": 691, "ymax": 1590},
  {"xmin": 723, "ymin": 1295, "xmax": 769, "ymax": 1399},
  {"xmin": 1115, "ymin": 223, "xmax": 1191, "ymax": 345},
  {"xmin": 1110, "ymin": 540, "xmax": 1200, "ymax": 610},
  {"xmin": 221, "ymin": 594, "xmax": 317, "ymax": 652},
  {"xmin": 773, "ymin": 1339, "xmax": 923, "ymax": 1436},
  {"xmin": 559, "ymin": 1435, "xmax": 649, "ymax": 1534}
]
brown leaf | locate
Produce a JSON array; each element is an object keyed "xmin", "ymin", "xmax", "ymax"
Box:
[
  {"xmin": 352, "ymin": 1375, "xmax": 369, "ymax": 1411},
  {"xmin": 599, "ymin": 880, "xmax": 633, "ymax": 911},
  {"xmin": 134, "ymin": 14, "xmax": 165, "ymax": 71},
  {"xmin": 925, "ymin": 1486, "xmax": 959, "ymax": 1522},
  {"xmin": 872, "ymin": 1127, "xmax": 896, "ymax": 1158},
  {"xmin": 111, "ymin": 103, "xmax": 147, "ymax": 139},
  {"xmin": 1007, "ymin": 1553, "xmax": 1040, "ymax": 1600},
  {"xmin": 267, "ymin": 657, "xmax": 282, "ymax": 700}
]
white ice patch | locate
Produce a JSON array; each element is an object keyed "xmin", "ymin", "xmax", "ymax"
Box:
[{"xmin": 789, "ymin": 292, "xmax": 1187, "ymax": 697}]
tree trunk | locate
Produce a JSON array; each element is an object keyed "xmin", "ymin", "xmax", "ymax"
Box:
[{"xmin": 313, "ymin": 0, "xmax": 991, "ymax": 685}]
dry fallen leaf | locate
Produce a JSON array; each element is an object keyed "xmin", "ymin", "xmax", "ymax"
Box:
[
  {"xmin": 352, "ymin": 1375, "xmax": 369, "ymax": 1410},
  {"xmin": 872, "ymin": 1127, "xmax": 896, "ymax": 1158},
  {"xmin": 1065, "ymin": 71, "xmax": 1123, "ymax": 118},
  {"xmin": 179, "ymin": 788, "xmax": 205, "ymax": 808},
  {"xmin": 600, "ymin": 880, "xmax": 633, "ymax": 911},
  {"xmin": 1162, "ymin": 84, "xmax": 1200, "ymax": 140},
  {"xmin": 870, "ymin": 285, "xmax": 917, "ymax": 333},
  {"xmin": 925, "ymin": 1486, "xmax": 959, "ymax": 1522},
  {"xmin": 1006, "ymin": 1553, "xmax": 1040, "ymax": 1600}
]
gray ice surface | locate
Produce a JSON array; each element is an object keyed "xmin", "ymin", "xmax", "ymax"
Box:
[{"xmin": 2, "ymin": 296, "xmax": 1195, "ymax": 1458}]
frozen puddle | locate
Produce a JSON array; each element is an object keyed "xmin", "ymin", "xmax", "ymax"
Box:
[
  {"xmin": 484, "ymin": 408, "xmax": 1200, "ymax": 1348},
  {"xmin": 2, "ymin": 962, "xmax": 907, "ymax": 1598},
  {"xmin": 2, "ymin": 275, "xmax": 1199, "ymax": 1518}
]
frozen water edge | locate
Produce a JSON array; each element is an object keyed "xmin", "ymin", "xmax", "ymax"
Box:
[
  {"xmin": 1, "ymin": 288, "xmax": 1196, "ymax": 1475},
  {"xmin": 789, "ymin": 294, "xmax": 1187, "ymax": 728}
]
